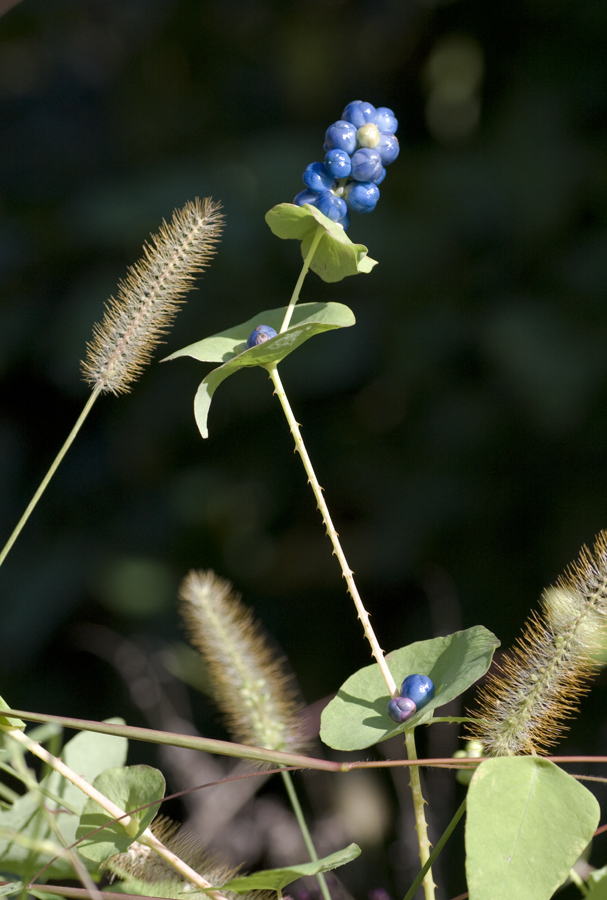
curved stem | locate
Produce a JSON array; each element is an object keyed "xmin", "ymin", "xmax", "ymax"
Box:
[
  {"xmin": 266, "ymin": 364, "xmax": 398, "ymax": 698},
  {"xmin": 0, "ymin": 386, "xmax": 101, "ymax": 569},
  {"xmin": 280, "ymin": 224, "xmax": 325, "ymax": 333},
  {"xmin": 404, "ymin": 729, "xmax": 435, "ymax": 900},
  {"xmin": 281, "ymin": 770, "xmax": 332, "ymax": 900}
]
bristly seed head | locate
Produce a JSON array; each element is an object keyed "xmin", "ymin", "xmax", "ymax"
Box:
[
  {"xmin": 179, "ymin": 569, "xmax": 306, "ymax": 755},
  {"xmin": 468, "ymin": 530, "xmax": 607, "ymax": 756},
  {"xmin": 81, "ymin": 197, "xmax": 224, "ymax": 395}
]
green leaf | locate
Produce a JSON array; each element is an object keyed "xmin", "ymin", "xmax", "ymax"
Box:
[
  {"xmin": 76, "ymin": 765, "xmax": 165, "ymax": 863},
  {"xmin": 0, "ymin": 883, "xmax": 23, "ymax": 897},
  {"xmin": 265, "ymin": 203, "xmax": 378, "ymax": 282},
  {"xmin": 587, "ymin": 866, "xmax": 607, "ymax": 899},
  {"xmin": 320, "ymin": 626, "xmax": 500, "ymax": 751},
  {"xmin": 466, "ymin": 757, "xmax": 600, "ymax": 900},
  {"xmin": 164, "ymin": 301, "xmax": 355, "ymax": 440},
  {"xmin": 163, "ymin": 301, "xmax": 355, "ymax": 364},
  {"xmin": 0, "ymin": 696, "xmax": 25, "ymax": 731},
  {"xmin": 216, "ymin": 843, "xmax": 361, "ymax": 893}
]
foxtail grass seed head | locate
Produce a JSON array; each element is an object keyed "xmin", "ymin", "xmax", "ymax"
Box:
[
  {"xmin": 81, "ymin": 198, "xmax": 223, "ymax": 395},
  {"xmin": 469, "ymin": 531, "xmax": 607, "ymax": 756},
  {"xmin": 179, "ymin": 569, "xmax": 306, "ymax": 754}
]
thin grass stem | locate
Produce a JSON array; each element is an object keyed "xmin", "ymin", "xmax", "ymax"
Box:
[
  {"xmin": 281, "ymin": 770, "xmax": 332, "ymax": 900},
  {"xmin": 266, "ymin": 364, "xmax": 398, "ymax": 698},
  {"xmin": 0, "ymin": 386, "xmax": 101, "ymax": 570}
]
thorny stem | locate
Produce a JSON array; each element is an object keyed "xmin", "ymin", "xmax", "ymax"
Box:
[
  {"xmin": 403, "ymin": 798, "xmax": 467, "ymax": 900},
  {"xmin": 0, "ymin": 386, "xmax": 101, "ymax": 570},
  {"xmin": 405, "ymin": 729, "xmax": 435, "ymax": 900},
  {"xmin": 4, "ymin": 728, "xmax": 231, "ymax": 900},
  {"xmin": 266, "ymin": 364, "xmax": 398, "ymax": 698},
  {"xmin": 281, "ymin": 770, "xmax": 332, "ymax": 900},
  {"xmin": 279, "ymin": 224, "xmax": 325, "ymax": 333}
]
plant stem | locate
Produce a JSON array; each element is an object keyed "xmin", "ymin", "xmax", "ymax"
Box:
[
  {"xmin": 279, "ymin": 224, "xmax": 325, "ymax": 333},
  {"xmin": 0, "ymin": 386, "xmax": 101, "ymax": 570},
  {"xmin": 4, "ymin": 728, "xmax": 231, "ymax": 900},
  {"xmin": 266, "ymin": 364, "xmax": 398, "ymax": 698},
  {"xmin": 281, "ymin": 770, "xmax": 332, "ymax": 900},
  {"xmin": 403, "ymin": 798, "xmax": 466, "ymax": 900},
  {"xmin": 404, "ymin": 729, "xmax": 435, "ymax": 900}
]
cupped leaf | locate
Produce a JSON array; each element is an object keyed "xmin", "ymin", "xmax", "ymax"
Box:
[
  {"xmin": 265, "ymin": 203, "xmax": 378, "ymax": 283},
  {"xmin": 320, "ymin": 626, "xmax": 500, "ymax": 751},
  {"xmin": 164, "ymin": 301, "xmax": 355, "ymax": 365},
  {"xmin": 166, "ymin": 301, "xmax": 355, "ymax": 440},
  {"xmin": 76, "ymin": 765, "xmax": 165, "ymax": 863},
  {"xmin": 215, "ymin": 843, "xmax": 361, "ymax": 893},
  {"xmin": 466, "ymin": 757, "xmax": 600, "ymax": 900}
]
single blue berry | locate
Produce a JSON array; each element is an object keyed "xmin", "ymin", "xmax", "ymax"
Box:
[
  {"xmin": 324, "ymin": 148, "xmax": 352, "ymax": 179},
  {"xmin": 247, "ymin": 325, "xmax": 277, "ymax": 349},
  {"xmin": 346, "ymin": 181, "xmax": 380, "ymax": 214},
  {"xmin": 387, "ymin": 696, "xmax": 417, "ymax": 724},
  {"xmin": 400, "ymin": 675, "xmax": 435, "ymax": 710},
  {"xmin": 324, "ymin": 120, "xmax": 358, "ymax": 155},
  {"xmin": 316, "ymin": 191, "xmax": 348, "ymax": 222},
  {"xmin": 337, "ymin": 212, "xmax": 350, "ymax": 231},
  {"xmin": 302, "ymin": 162, "xmax": 335, "ymax": 193},
  {"xmin": 342, "ymin": 100, "xmax": 377, "ymax": 128},
  {"xmin": 293, "ymin": 189, "xmax": 319, "ymax": 208},
  {"xmin": 350, "ymin": 148, "xmax": 383, "ymax": 183},
  {"xmin": 377, "ymin": 132, "xmax": 400, "ymax": 166},
  {"xmin": 375, "ymin": 166, "xmax": 386, "ymax": 186},
  {"xmin": 375, "ymin": 107, "xmax": 398, "ymax": 134}
]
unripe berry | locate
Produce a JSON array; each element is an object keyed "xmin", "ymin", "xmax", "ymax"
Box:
[
  {"xmin": 247, "ymin": 325, "xmax": 277, "ymax": 349},
  {"xmin": 387, "ymin": 696, "xmax": 417, "ymax": 724},
  {"xmin": 356, "ymin": 123, "xmax": 380, "ymax": 149},
  {"xmin": 400, "ymin": 674, "xmax": 435, "ymax": 710}
]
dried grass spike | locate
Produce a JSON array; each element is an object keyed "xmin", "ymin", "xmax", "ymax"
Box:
[
  {"xmin": 179, "ymin": 569, "xmax": 306, "ymax": 754},
  {"xmin": 469, "ymin": 530, "xmax": 607, "ymax": 756},
  {"xmin": 81, "ymin": 197, "xmax": 224, "ymax": 395}
]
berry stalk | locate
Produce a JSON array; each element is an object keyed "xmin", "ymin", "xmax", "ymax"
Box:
[
  {"xmin": 280, "ymin": 224, "xmax": 325, "ymax": 333},
  {"xmin": 266, "ymin": 363, "xmax": 398, "ymax": 698}
]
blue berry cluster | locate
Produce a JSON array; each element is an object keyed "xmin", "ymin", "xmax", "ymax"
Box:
[
  {"xmin": 294, "ymin": 101, "xmax": 399, "ymax": 230},
  {"xmin": 387, "ymin": 674, "xmax": 435, "ymax": 724}
]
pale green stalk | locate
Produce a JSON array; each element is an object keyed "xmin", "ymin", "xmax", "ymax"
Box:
[
  {"xmin": 279, "ymin": 224, "xmax": 325, "ymax": 333},
  {"xmin": 281, "ymin": 770, "xmax": 332, "ymax": 900},
  {"xmin": 0, "ymin": 386, "xmax": 101, "ymax": 569},
  {"xmin": 266, "ymin": 363, "xmax": 398, "ymax": 698},
  {"xmin": 3, "ymin": 728, "xmax": 231, "ymax": 900},
  {"xmin": 403, "ymin": 798, "xmax": 466, "ymax": 900},
  {"xmin": 404, "ymin": 729, "xmax": 435, "ymax": 900}
]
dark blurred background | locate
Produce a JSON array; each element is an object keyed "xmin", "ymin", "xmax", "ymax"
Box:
[{"xmin": 1, "ymin": 0, "xmax": 607, "ymax": 897}]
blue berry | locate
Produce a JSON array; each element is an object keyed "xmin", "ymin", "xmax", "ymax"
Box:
[
  {"xmin": 293, "ymin": 189, "xmax": 319, "ymax": 208},
  {"xmin": 350, "ymin": 148, "xmax": 383, "ymax": 183},
  {"xmin": 303, "ymin": 162, "xmax": 335, "ymax": 193},
  {"xmin": 324, "ymin": 148, "xmax": 352, "ymax": 179},
  {"xmin": 316, "ymin": 191, "xmax": 347, "ymax": 222},
  {"xmin": 387, "ymin": 696, "xmax": 417, "ymax": 724},
  {"xmin": 247, "ymin": 325, "xmax": 277, "ymax": 349},
  {"xmin": 375, "ymin": 166, "xmax": 386, "ymax": 186},
  {"xmin": 324, "ymin": 120, "xmax": 358, "ymax": 155},
  {"xmin": 337, "ymin": 212, "xmax": 350, "ymax": 231},
  {"xmin": 346, "ymin": 181, "xmax": 380, "ymax": 214},
  {"xmin": 377, "ymin": 132, "xmax": 400, "ymax": 166},
  {"xmin": 400, "ymin": 675, "xmax": 435, "ymax": 710},
  {"xmin": 375, "ymin": 107, "xmax": 398, "ymax": 134},
  {"xmin": 342, "ymin": 100, "xmax": 377, "ymax": 128}
]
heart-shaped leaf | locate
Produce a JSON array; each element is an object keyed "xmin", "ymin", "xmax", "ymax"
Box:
[
  {"xmin": 214, "ymin": 843, "xmax": 361, "ymax": 893},
  {"xmin": 466, "ymin": 758, "xmax": 600, "ymax": 900},
  {"xmin": 165, "ymin": 302, "xmax": 355, "ymax": 439},
  {"xmin": 265, "ymin": 203, "xmax": 377, "ymax": 283},
  {"xmin": 76, "ymin": 765, "xmax": 165, "ymax": 863},
  {"xmin": 320, "ymin": 626, "xmax": 500, "ymax": 751}
]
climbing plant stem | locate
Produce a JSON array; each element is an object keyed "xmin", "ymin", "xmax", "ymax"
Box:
[
  {"xmin": 266, "ymin": 364, "xmax": 398, "ymax": 698},
  {"xmin": 405, "ymin": 728, "xmax": 435, "ymax": 900}
]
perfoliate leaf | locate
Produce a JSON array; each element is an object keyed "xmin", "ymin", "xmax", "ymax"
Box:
[
  {"xmin": 76, "ymin": 765, "xmax": 165, "ymax": 863},
  {"xmin": 215, "ymin": 843, "xmax": 361, "ymax": 892},
  {"xmin": 265, "ymin": 203, "xmax": 378, "ymax": 283},
  {"xmin": 466, "ymin": 758, "xmax": 600, "ymax": 900},
  {"xmin": 165, "ymin": 302, "xmax": 355, "ymax": 440},
  {"xmin": 320, "ymin": 626, "xmax": 500, "ymax": 751}
]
